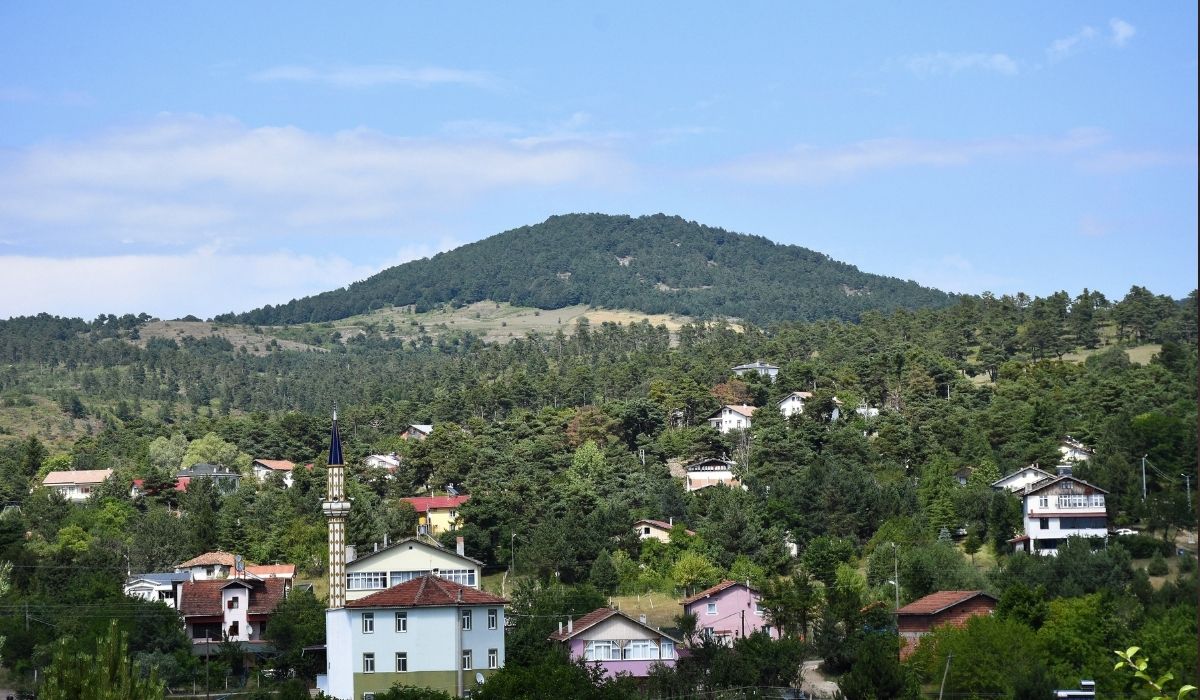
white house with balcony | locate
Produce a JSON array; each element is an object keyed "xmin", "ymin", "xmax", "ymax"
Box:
[
  {"xmin": 706, "ymin": 405, "xmax": 757, "ymax": 434},
  {"xmin": 731, "ymin": 361, "xmax": 779, "ymax": 382},
  {"xmin": 123, "ymin": 571, "xmax": 191, "ymax": 609},
  {"xmin": 1011, "ymin": 474, "xmax": 1108, "ymax": 556},
  {"xmin": 991, "ymin": 465, "xmax": 1055, "ymax": 494},
  {"xmin": 777, "ymin": 391, "xmax": 813, "ymax": 418},
  {"xmin": 345, "ymin": 536, "xmax": 482, "ymax": 602},
  {"xmin": 41, "ymin": 469, "xmax": 112, "ymax": 502},
  {"xmin": 324, "ymin": 574, "xmax": 507, "ymax": 699},
  {"xmin": 683, "ymin": 457, "xmax": 741, "ymax": 492}
]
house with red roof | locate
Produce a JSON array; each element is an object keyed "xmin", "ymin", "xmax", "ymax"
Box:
[
  {"xmin": 178, "ymin": 577, "xmax": 289, "ymax": 654},
  {"xmin": 549, "ymin": 607, "xmax": 681, "ymax": 679},
  {"xmin": 897, "ymin": 590, "xmax": 997, "ymax": 659},
  {"xmin": 325, "ymin": 574, "xmax": 507, "ymax": 699},
  {"xmin": 401, "ymin": 495, "xmax": 470, "ymax": 534},
  {"xmin": 252, "ymin": 459, "xmax": 296, "ymax": 487},
  {"xmin": 682, "ymin": 580, "xmax": 777, "ymax": 644}
]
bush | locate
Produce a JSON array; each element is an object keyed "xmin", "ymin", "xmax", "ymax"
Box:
[
  {"xmin": 1147, "ymin": 551, "xmax": 1169, "ymax": 576},
  {"xmin": 1177, "ymin": 551, "xmax": 1197, "ymax": 573},
  {"xmin": 1113, "ymin": 534, "xmax": 1172, "ymax": 558}
]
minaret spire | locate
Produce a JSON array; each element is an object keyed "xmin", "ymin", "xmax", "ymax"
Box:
[{"xmin": 322, "ymin": 405, "xmax": 351, "ymax": 608}]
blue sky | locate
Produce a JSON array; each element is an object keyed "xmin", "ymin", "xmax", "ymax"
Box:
[{"xmin": 0, "ymin": 2, "xmax": 1195, "ymax": 319}]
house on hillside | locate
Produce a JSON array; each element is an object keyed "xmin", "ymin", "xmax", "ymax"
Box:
[
  {"xmin": 633, "ymin": 519, "xmax": 695, "ymax": 543},
  {"xmin": 130, "ymin": 476, "xmax": 190, "ymax": 500},
  {"xmin": 176, "ymin": 551, "xmax": 239, "ymax": 580},
  {"xmin": 897, "ymin": 590, "xmax": 996, "ymax": 660},
  {"xmin": 1059, "ymin": 436, "xmax": 1095, "ymax": 464},
  {"xmin": 345, "ymin": 536, "xmax": 482, "ymax": 602},
  {"xmin": 123, "ymin": 571, "xmax": 191, "ymax": 609},
  {"xmin": 245, "ymin": 564, "xmax": 295, "ymax": 581},
  {"xmin": 179, "ymin": 577, "xmax": 289, "ymax": 654},
  {"xmin": 251, "ymin": 459, "xmax": 295, "ymax": 487},
  {"xmin": 365, "ymin": 453, "xmax": 401, "ymax": 470},
  {"xmin": 682, "ymin": 580, "xmax": 776, "ymax": 644},
  {"xmin": 1010, "ymin": 474, "xmax": 1108, "ymax": 556},
  {"xmin": 549, "ymin": 608, "xmax": 680, "ymax": 678},
  {"xmin": 682, "ymin": 457, "xmax": 741, "ymax": 492},
  {"xmin": 777, "ymin": 391, "xmax": 813, "ymax": 418},
  {"xmin": 706, "ymin": 405, "xmax": 757, "ymax": 434},
  {"xmin": 324, "ymin": 574, "xmax": 507, "ymax": 699},
  {"xmin": 731, "ymin": 361, "xmax": 779, "ymax": 382},
  {"xmin": 41, "ymin": 469, "xmax": 112, "ymax": 502},
  {"xmin": 402, "ymin": 424, "xmax": 434, "ymax": 440},
  {"xmin": 990, "ymin": 465, "xmax": 1055, "ymax": 494},
  {"xmin": 401, "ymin": 495, "xmax": 470, "ymax": 535},
  {"xmin": 177, "ymin": 463, "xmax": 241, "ymax": 493}
]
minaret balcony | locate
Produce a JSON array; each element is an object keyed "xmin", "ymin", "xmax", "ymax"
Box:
[{"xmin": 322, "ymin": 500, "xmax": 352, "ymax": 517}]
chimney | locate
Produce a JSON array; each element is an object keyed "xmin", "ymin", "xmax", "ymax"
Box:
[
  {"xmin": 668, "ymin": 516, "xmax": 673, "ymax": 526},
  {"xmin": 567, "ymin": 618, "xmax": 573, "ymax": 633},
  {"xmin": 346, "ymin": 545, "xmax": 357, "ymax": 563},
  {"xmin": 383, "ymin": 533, "xmax": 389, "ymax": 548},
  {"xmin": 373, "ymin": 542, "xmax": 379, "ymax": 553},
  {"xmin": 456, "ymin": 536, "xmax": 465, "ymax": 556},
  {"xmin": 558, "ymin": 621, "xmax": 563, "ymax": 634},
  {"xmin": 639, "ymin": 614, "xmax": 647, "ymax": 624}
]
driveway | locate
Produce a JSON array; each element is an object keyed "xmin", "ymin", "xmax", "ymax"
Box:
[{"xmin": 799, "ymin": 659, "xmax": 840, "ymax": 698}]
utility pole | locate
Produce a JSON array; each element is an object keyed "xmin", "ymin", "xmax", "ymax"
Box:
[
  {"xmin": 892, "ymin": 543, "xmax": 900, "ymax": 613},
  {"xmin": 741, "ymin": 609, "xmax": 745, "ymax": 638},
  {"xmin": 511, "ymin": 532, "xmax": 517, "ymax": 576},
  {"xmin": 1183, "ymin": 473, "xmax": 1193, "ymax": 509},
  {"xmin": 937, "ymin": 652, "xmax": 953, "ymax": 700},
  {"xmin": 1142, "ymin": 455, "xmax": 1148, "ymax": 501}
]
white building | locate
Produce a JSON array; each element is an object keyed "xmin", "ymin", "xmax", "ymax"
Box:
[
  {"xmin": 1011, "ymin": 474, "xmax": 1109, "ymax": 556},
  {"xmin": 346, "ymin": 537, "xmax": 482, "ymax": 602},
  {"xmin": 776, "ymin": 391, "xmax": 813, "ymax": 418},
  {"xmin": 178, "ymin": 577, "xmax": 289, "ymax": 651},
  {"xmin": 176, "ymin": 551, "xmax": 238, "ymax": 580},
  {"xmin": 251, "ymin": 459, "xmax": 295, "ymax": 487},
  {"xmin": 683, "ymin": 457, "xmax": 741, "ymax": 492},
  {"xmin": 364, "ymin": 453, "xmax": 401, "ymax": 470},
  {"xmin": 706, "ymin": 405, "xmax": 757, "ymax": 434},
  {"xmin": 731, "ymin": 361, "xmax": 779, "ymax": 382},
  {"xmin": 41, "ymin": 469, "xmax": 112, "ymax": 502},
  {"xmin": 990, "ymin": 465, "xmax": 1055, "ymax": 494},
  {"xmin": 1059, "ymin": 436, "xmax": 1095, "ymax": 464},
  {"xmin": 325, "ymin": 575, "xmax": 507, "ymax": 699},
  {"xmin": 123, "ymin": 572, "xmax": 191, "ymax": 609},
  {"xmin": 633, "ymin": 519, "xmax": 695, "ymax": 543}
]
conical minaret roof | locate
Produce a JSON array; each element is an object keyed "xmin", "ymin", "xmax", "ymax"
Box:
[{"xmin": 328, "ymin": 407, "xmax": 343, "ymax": 466}]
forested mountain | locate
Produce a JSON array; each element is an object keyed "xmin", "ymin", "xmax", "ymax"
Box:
[{"xmin": 218, "ymin": 213, "xmax": 954, "ymax": 326}]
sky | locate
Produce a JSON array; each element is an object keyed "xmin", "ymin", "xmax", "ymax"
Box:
[{"xmin": 0, "ymin": 2, "xmax": 1196, "ymax": 320}]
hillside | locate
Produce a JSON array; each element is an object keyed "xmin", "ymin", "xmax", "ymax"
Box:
[{"xmin": 218, "ymin": 213, "xmax": 954, "ymax": 326}]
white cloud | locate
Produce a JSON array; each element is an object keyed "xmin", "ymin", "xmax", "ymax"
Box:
[
  {"xmin": 1048, "ymin": 25, "xmax": 1098, "ymax": 61},
  {"xmin": 904, "ymin": 52, "xmax": 1019, "ymax": 77},
  {"xmin": 0, "ymin": 249, "xmax": 384, "ymax": 319},
  {"xmin": 249, "ymin": 64, "xmax": 496, "ymax": 89},
  {"xmin": 1077, "ymin": 149, "xmax": 1193, "ymax": 173},
  {"xmin": 1110, "ymin": 18, "xmax": 1136, "ymax": 47},
  {"xmin": 0, "ymin": 114, "xmax": 630, "ymax": 247},
  {"xmin": 706, "ymin": 128, "xmax": 1109, "ymax": 183},
  {"xmin": 903, "ymin": 254, "xmax": 1024, "ymax": 295}
]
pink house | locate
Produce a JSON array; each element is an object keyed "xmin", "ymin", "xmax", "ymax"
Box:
[
  {"xmin": 548, "ymin": 607, "xmax": 681, "ymax": 678},
  {"xmin": 682, "ymin": 580, "xmax": 777, "ymax": 644}
]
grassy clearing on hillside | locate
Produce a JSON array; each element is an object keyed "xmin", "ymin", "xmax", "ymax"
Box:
[
  {"xmin": 608, "ymin": 592, "xmax": 682, "ymax": 630},
  {"xmin": 1061, "ymin": 343, "xmax": 1160, "ymax": 365},
  {"xmin": 138, "ymin": 320, "xmax": 323, "ymax": 355}
]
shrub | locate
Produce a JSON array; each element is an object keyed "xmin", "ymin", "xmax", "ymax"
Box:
[
  {"xmin": 1113, "ymin": 534, "xmax": 1172, "ymax": 558},
  {"xmin": 1147, "ymin": 551, "xmax": 1169, "ymax": 576}
]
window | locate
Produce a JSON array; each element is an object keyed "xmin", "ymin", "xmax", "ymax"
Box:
[
  {"xmin": 461, "ymin": 649, "xmax": 472, "ymax": 670},
  {"xmin": 487, "ymin": 609, "xmax": 498, "ymax": 630},
  {"xmin": 461, "ymin": 609, "xmax": 472, "ymax": 630},
  {"xmin": 1039, "ymin": 518, "xmax": 1050, "ymax": 530},
  {"xmin": 623, "ymin": 639, "xmax": 660, "ymax": 660},
  {"xmin": 660, "ymin": 640, "xmax": 676, "ymax": 659},
  {"xmin": 584, "ymin": 640, "xmax": 620, "ymax": 661},
  {"xmin": 362, "ymin": 612, "xmax": 374, "ymax": 634},
  {"xmin": 348, "ymin": 571, "xmax": 388, "ymax": 590},
  {"xmin": 754, "ymin": 601, "xmax": 763, "ymax": 616},
  {"xmin": 706, "ymin": 602, "xmax": 717, "ymax": 615},
  {"xmin": 227, "ymin": 621, "xmax": 239, "ymax": 637},
  {"xmin": 192, "ymin": 622, "xmax": 222, "ymax": 640},
  {"xmin": 488, "ymin": 648, "xmax": 498, "ymax": 669},
  {"xmin": 227, "ymin": 596, "xmax": 240, "ymax": 609},
  {"xmin": 362, "ymin": 653, "xmax": 375, "ymax": 673},
  {"xmin": 1038, "ymin": 496, "xmax": 1049, "ymax": 509},
  {"xmin": 395, "ymin": 611, "xmax": 407, "ymax": 633},
  {"xmin": 395, "ymin": 652, "xmax": 407, "ymax": 672},
  {"xmin": 390, "ymin": 570, "xmax": 431, "ymax": 586},
  {"xmin": 440, "ymin": 569, "xmax": 477, "ymax": 587},
  {"xmin": 364, "ymin": 694, "xmax": 375, "ymax": 700},
  {"xmin": 643, "ymin": 526, "xmax": 651, "ymax": 535}
]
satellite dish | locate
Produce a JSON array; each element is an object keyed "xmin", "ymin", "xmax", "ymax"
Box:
[
  {"xmin": 475, "ymin": 672, "xmax": 486, "ymax": 685},
  {"xmin": 446, "ymin": 483, "xmax": 459, "ymax": 496}
]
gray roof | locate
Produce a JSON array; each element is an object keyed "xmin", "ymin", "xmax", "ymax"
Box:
[
  {"xmin": 178, "ymin": 463, "xmax": 240, "ymax": 478},
  {"xmin": 127, "ymin": 572, "xmax": 192, "ymax": 585},
  {"xmin": 348, "ymin": 536, "xmax": 484, "ymax": 569}
]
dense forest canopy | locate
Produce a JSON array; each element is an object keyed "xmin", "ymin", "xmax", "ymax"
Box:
[{"xmin": 216, "ymin": 213, "xmax": 955, "ymax": 326}]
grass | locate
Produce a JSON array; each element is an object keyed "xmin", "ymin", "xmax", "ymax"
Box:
[{"xmin": 607, "ymin": 592, "xmax": 682, "ymax": 630}]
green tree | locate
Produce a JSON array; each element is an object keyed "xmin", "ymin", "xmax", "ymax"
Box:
[
  {"xmin": 265, "ymin": 588, "xmax": 325, "ymax": 680},
  {"xmin": 40, "ymin": 620, "xmax": 165, "ymax": 700}
]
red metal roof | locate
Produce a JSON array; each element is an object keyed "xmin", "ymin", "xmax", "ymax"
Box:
[
  {"xmin": 346, "ymin": 574, "xmax": 506, "ymax": 609},
  {"xmin": 897, "ymin": 590, "xmax": 996, "ymax": 616},
  {"xmin": 177, "ymin": 551, "xmax": 237, "ymax": 568},
  {"xmin": 548, "ymin": 607, "xmax": 620, "ymax": 641},
  {"xmin": 401, "ymin": 495, "xmax": 470, "ymax": 513},
  {"xmin": 681, "ymin": 580, "xmax": 756, "ymax": 607},
  {"xmin": 42, "ymin": 469, "xmax": 113, "ymax": 485},
  {"xmin": 245, "ymin": 564, "xmax": 295, "ymax": 578},
  {"xmin": 179, "ymin": 578, "xmax": 287, "ymax": 618}
]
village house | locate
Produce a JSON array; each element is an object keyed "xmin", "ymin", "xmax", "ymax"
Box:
[
  {"xmin": 364, "ymin": 453, "xmax": 401, "ymax": 470},
  {"xmin": 251, "ymin": 458, "xmax": 295, "ymax": 487},
  {"xmin": 682, "ymin": 457, "xmax": 741, "ymax": 492},
  {"xmin": 1059, "ymin": 436, "xmax": 1095, "ymax": 464},
  {"xmin": 177, "ymin": 462, "xmax": 241, "ymax": 493},
  {"xmin": 325, "ymin": 575, "xmax": 507, "ymax": 699},
  {"xmin": 706, "ymin": 405, "xmax": 757, "ymax": 434},
  {"xmin": 179, "ymin": 576, "xmax": 289, "ymax": 653},
  {"xmin": 731, "ymin": 361, "xmax": 779, "ymax": 382},
  {"xmin": 123, "ymin": 571, "xmax": 191, "ymax": 609},
  {"xmin": 401, "ymin": 495, "xmax": 471, "ymax": 535},
  {"xmin": 402, "ymin": 424, "xmax": 434, "ymax": 440},
  {"xmin": 346, "ymin": 536, "xmax": 482, "ymax": 602},
  {"xmin": 990, "ymin": 464, "xmax": 1055, "ymax": 493},
  {"xmin": 682, "ymin": 580, "xmax": 776, "ymax": 644},
  {"xmin": 897, "ymin": 590, "xmax": 997, "ymax": 660},
  {"xmin": 633, "ymin": 519, "xmax": 695, "ymax": 543},
  {"xmin": 1010, "ymin": 473, "xmax": 1109, "ymax": 556},
  {"xmin": 41, "ymin": 469, "xmax": 112, "ymax": 502},
  {"xmin": 776, "ymin": 391, "xmax": 812, "ymax": 418},
  {"xmin": 549, "ymin": 607, "xmax": 680, "ymax": 679},
  {"xmin": 130, "ymin": 476, "xmax": 190, "ymax": 500},
  {"xmin": 176, "ymin": 551, "xmax": 239, "ymax": 580}
]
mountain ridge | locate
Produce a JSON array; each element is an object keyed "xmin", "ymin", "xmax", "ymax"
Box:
[{"xmin": 218, "ymin": 213, "xmax": 955, "ymax": 326}]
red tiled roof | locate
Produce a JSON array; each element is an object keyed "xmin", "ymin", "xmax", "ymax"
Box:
[
  {"xmin": 253, "ymin": 459, "xmax": 295, "ymax": 471},
  {"xmin": 681, "ymin": 579, "xmax": 756, "ymax": 607},
  {"xmin": 346, "ymin": 574, "xmax": 506, "ymax": 609},
  {"xmin": 43, "ymin": 469, "xmax": 113, "ymax": 485},
  {"xmin": 709, "ymin": 404, "xmax": 758, "ymax": 419},
  {"xmin": 401, "ymin": 495, "xmax": 470, "ymax": 513},
  {"xmin": 179, "ymin": 578, "xmax": 287, "ymax": 618},
  {"xmin": 548, "ymin": 607, "xmax": 620, "ymax": 641},
  {"xmin": 132, "ymin": 477, "xmax": 189, "ymax": 492},
  {"xmin": 897, "ymin": 590, "xmax": 996, "ymax": 616},
  {"xmin": 177, "ymin": 551, "xmax": 237, "ymax": 568},
  {"xmin": 245, "ymin": 564, "xmax": 295, "ymax": 577}
]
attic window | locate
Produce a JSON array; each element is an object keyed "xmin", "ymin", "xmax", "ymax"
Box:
[{"xmin": 227, "ymin": 596, "xmax": 239, "ymax": 609}]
